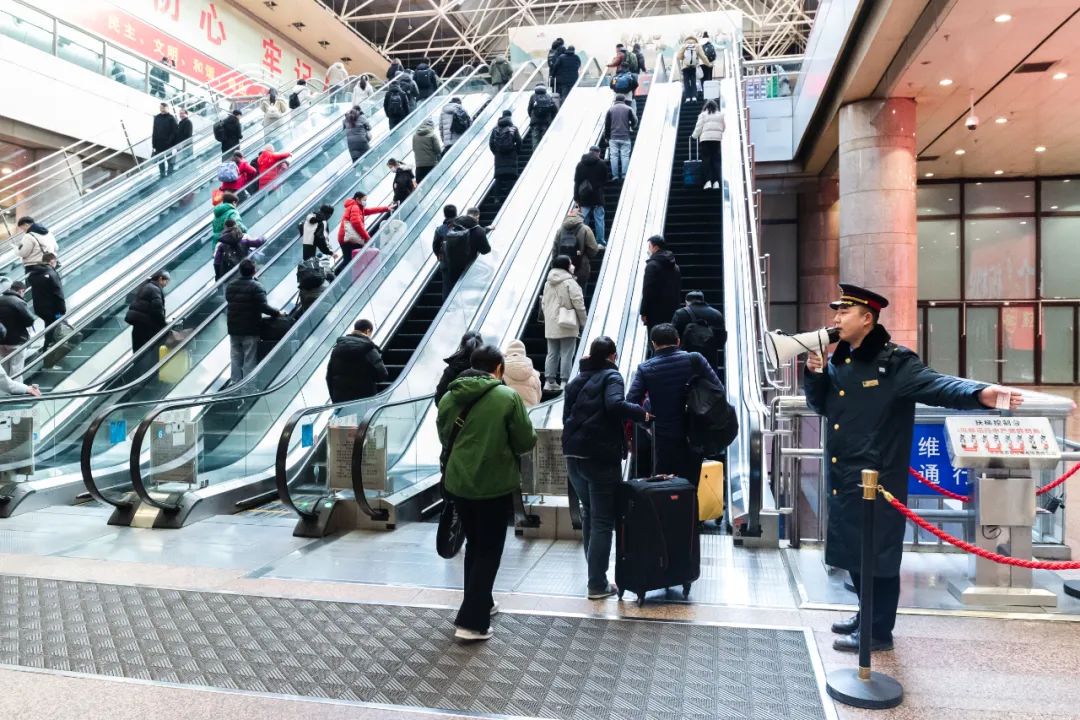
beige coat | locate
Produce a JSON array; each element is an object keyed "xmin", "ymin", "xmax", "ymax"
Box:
[
  {"xmin": 502, "ymin": 339, "xmax": 541, "ymax": 406},
  {"xmin": 540, "ymin": 268, "xmax": 586, "ymax": 339},
  {"xmin": 260, "ymin": 97, "xmax": 287, "ymax": 128},
  {"xmin": 677, "ymin": 38, "xmax": 712, "ymax": 69}
]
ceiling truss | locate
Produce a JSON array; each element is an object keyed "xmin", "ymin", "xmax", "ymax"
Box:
[{"xmin": 321, "ymin": 0, "xmax": 815, "ymax": 69}]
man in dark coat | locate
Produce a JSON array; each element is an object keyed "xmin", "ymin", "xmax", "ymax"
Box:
[
  {"xmin": 573, "ymin": 145, "xmax": 609, "ymax": 247},
  {"xmin": 225, "ymin": 259, "xmax": 280, "ymax": 383},
  {"xmin": 151, "ymin": 103, "xmax": 178, "ymax": 178},
  {"xmin": 413, "ymin": 59, "xmax": 438, "ymax": 100},
  {"xmin": 220, "ymin": 109, "xmax": 243, "ymax": 158},
  {"xmin": 527, "ymin": 85, "xmax": 559, "ymax": 146},
  {"xmin": 0, "ymin": 280, "xmax": 36, "ymax": 376},
  {"xmin": 174, "ymin": 108, "xmax": 194, "ymax": 168},
  {"xmin": 671, "ymin": 290, "xmax": 726, "ymax": 369},
  {"xmin": 627, "ymin": 323, "xmax": 720, "ymax": 485},
  {"xmin": 440, "ymin": 207, "xmax": 491, "ymax": 300},
  {"xmin": 805, "ymin": 283, "xmax": 1019, "ymax": 653},
  {"xmin": 489, "ymin": 110, "xmax": 522, "ymax": 203},
  {"xmin": 551, "ymin": 46, "xmax": 581, "ymax": 99},
  {"xmin": 26, "ymin": 253, "xmax": 66, "ymax": 352},
  {"xmin": 639, "ymin": 235, "xmax": 681, "ymax": 335},
  {"xmin": 563, "ymin": 335, "xmax": 649, "ymax": 598},
  {"xmin": 125, "ymin": 270, "xmax": 170, "ymax": 353},
  {"xmin": 326, "ymin": 319, "xmax": 388, "ymax": 402}
]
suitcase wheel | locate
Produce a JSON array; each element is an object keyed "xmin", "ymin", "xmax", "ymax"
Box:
[
  {"xmin": 682, "ymin": 583, "xmax": 691, "ymax": 599},
  {"xmin": 636, "ymin": 595, "xmax": 646, "ymax": 607}
]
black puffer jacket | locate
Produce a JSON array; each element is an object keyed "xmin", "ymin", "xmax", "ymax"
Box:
[
  {"xmin": 152, "ymin": 112, "xmax": 178, "ymax": 152},
  {"xmin": 435, "ymin": 352, "xmax": 471, "ymax": 405},
  {"xmin": 225, "ymin": 276, "xmax": 277, "ymax": 336},
  {"xmin": 326, "ymin": 333, "xmax": 389, "ymax": 402},
  {"xmin": 573, "ymin": 153, "xmax": 608, "ymax": 206},
  {"xmin": 488, "ymin": 116, "xmax": 522, "ymax": 178},
  {"xmin": 25, "ymin": 263, "xmax": 65, "ymax": 322},
  {"xmin": 221, "ymin": 113, "xmax": 242, "ymax": 148},
  {"xmin": 125, "ymin": 279, "xmax": 166, "ymax": 330},
  {"xmin": 444, "ymin": 215, "xmax": 491, "ymax": 275},
  {"xmin": 552, "ymin": 50, "xmax": 581, "ymax": 87},
  {"xmin": 640, "ymin": 250, "xmax": 681, "ymax": 326},
  {"xmin": 0, "ymin": 291, "xmax": 36, "ymax": 344},
  {"xmin": 562, "ymin": 356, "xmax": 646, "ymax": 463}
]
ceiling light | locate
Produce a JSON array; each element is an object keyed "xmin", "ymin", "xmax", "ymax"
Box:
[
  {"xmin": 994, "ymin": 14, "xmax": 1012, "ymax": 23},
  {"xmin": 1066, "ymin": 179, "xmax": 1071, "ymax": 182},
  {"xmin": 939, "ymin": 78, "xmax": 954, "ymax": 86},
  {"xmin": 1053, "ymin": 72, "xmax": 1068, "ymax": 80},
  {"xmin": 925, "ymin": 172, "xmax": 935, "ymax": 178},
  {"xmin": 1035, "ymin": 146, "xmax": 1046, "ymax": 152},
  {"xmin": 954, "ymin": 148, "xmax": 966, "ymax": 155},
  {"xmin": 0, "ymin": 167, "xmax": 10, "ymax": 175},
  {"xmin": 994, "ymin": 169, "xmax": 1005, "ymax": 175},
  {"xmin": 995, "ymin": 116, "xmax": 1008, "ymax": 124},
  {"xmin": 1051, "ymin": 205, "xmax": 1059, "ymax": 209}
]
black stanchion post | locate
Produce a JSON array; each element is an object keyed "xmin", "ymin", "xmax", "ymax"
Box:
[{"xmin": 826, "ymin": 469, "xmax": 904, "ymax": 710}]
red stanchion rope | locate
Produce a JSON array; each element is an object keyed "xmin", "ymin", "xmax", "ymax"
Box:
[
  {"xmin": 879, "ymin": 488, "xmax": 1080, "ymax": 570},
  {"xmin": 907, "ymin": 467, "xmax": 971, "ymax": 503},
  {"xmin": 1035, "ymin": 462, "xmax": 1080, "ymax": 496}
]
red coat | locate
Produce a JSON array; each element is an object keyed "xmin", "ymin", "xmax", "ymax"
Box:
[
  {"xmin": 256, "ymin": 150, "xmax": 291, "ymax": 189},
  {"xmin": 220, "ymin": 160, "xmax": 257, "ymax": 192},
  {"xmin": 337, "ymin": 197, "xmax": 391, "ymax": 245}
]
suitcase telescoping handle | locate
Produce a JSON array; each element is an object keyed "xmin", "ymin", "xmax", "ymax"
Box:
[{"xmin": 687, "ymin": 137, "xmax": 699, "ymax": 161}]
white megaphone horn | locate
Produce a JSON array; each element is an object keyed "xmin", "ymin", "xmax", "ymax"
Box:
[{"xmin": 765, "ymin": 327, "xmax": 840, "ymax": 372}]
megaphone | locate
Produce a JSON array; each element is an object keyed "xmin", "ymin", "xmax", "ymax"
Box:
[{"xmin": 765, "ymin": 327, "xmax": 840, "ymax": 371}]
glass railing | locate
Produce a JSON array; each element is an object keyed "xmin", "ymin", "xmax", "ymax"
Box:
[
  {"xmin": 4, "ymin": 77, "xmax": 376, "ymax": 385},
  {"xmin": 80, "ymin": 66, "xmax": 501, "ymax": 516},
  {"xmin": 271, "ymin": 62, "xmax": 612, "ymax": 527}
]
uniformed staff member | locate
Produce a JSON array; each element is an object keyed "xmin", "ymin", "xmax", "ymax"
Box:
[{"xmin": 805, "ymin": 283, "xmax": 1022, "ymax": 653}]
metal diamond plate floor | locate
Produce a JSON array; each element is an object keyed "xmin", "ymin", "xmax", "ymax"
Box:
[{"xmin": 0, "ymin": 574, "xmax": 829, "ymax": 720}]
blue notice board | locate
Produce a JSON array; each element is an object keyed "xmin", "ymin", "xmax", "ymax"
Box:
[{"xmin": 909, "ymin": 422, "xmax": 969, "ymax": 497}]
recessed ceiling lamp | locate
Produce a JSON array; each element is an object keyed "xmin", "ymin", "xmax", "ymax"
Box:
[
  {"xmin": 0, "ymin": 167, "xmax": 11, "ymax": 175},
  {"xmin": 1035, "ymin": 146, "xmax": 1047, "ymax": 152},
  {"xmin": 1053, "ymin": 71, "xmax": 1068, "ymax": 80},
  {"xmin": 955, "ymin": 148, "xmax": 966, "ymax": 155},
  {"xmin": 994, "ymin": 169, "xmax": 1005, "ymax": 175},
  {"xmin": 925, "ymin": 172, "xmax": 935, "ymax": 178},
  {"xmin": 995, "ymin": 116, "xmax": 1008, "ymax": 124},
  {"xmin": 939, "ymin": 78, "xmax": 954, "ymax": 86},
  {"xmin": 994, "ymin": 14, "xmax": 1012, "ymax": 23}
]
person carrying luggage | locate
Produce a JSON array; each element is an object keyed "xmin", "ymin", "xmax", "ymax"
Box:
[
  {"xmin": 551, "ymin": 46, "xmax": 581, "ymax": 99},
  {"xmin": 337, "ymin": 191, "xmax": 392, "ymax": 264}
]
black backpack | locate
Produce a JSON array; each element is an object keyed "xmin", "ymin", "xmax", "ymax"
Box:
[
  {"xmin": 296, "ymin": 258, "xmax": 330, "ymax": 290},
  {"xmin": 416, "ymin": 67, "xmax": 436, "ymax": 90},
  {"xmin": 680, "ymin": 306, "xmax": 716, "ymax": 357},
  {"xmin": 557, "ymin": 227, "xmax": 580, "ymax": 260},
  {"xmin": 212, "ymin": 119, "xmax": 226, "ymax": 141},
  {"xmin": 492, "ymin": 126, "xmax": 516, "ymax": 153},
  {"xmin": 684, "ymin": 354, "xmax": 738, "ymax": 455},
  {"xmin": 218, "ymin": 236, "xmax": 246, "ymax": 274},
  {"xmin": 288, "ymin": 91, "xmax": 301, "ymax": 109},
  {"xmin": 450, "ymin": 106, "xmax": 470, "ymax": 134},
  {"xmin": 386, "ymin": 88, "xmax": 406, "ymax": 116},
  {"xmin": 393, "ymin": 167, "xmax": 415, "ymax": 195},
  {"xmin": 532, "ymin": 93, "xmax": 556, "ymax": 120},
  {"xmin": 442, "ymin": 224, "xmax": 471, "ymax": 271},
  {"xmin": 702, "ymin": 41, "xmax": 717, "ymax": 62}
]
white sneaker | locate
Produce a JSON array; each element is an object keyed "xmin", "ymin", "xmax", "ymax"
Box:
[
  {"xmin": 490, "ymin": 602, "xmax": 499, "ymax": 617},
  {"xmin": 703, "ymin": 182, "xmax": 713, "ymax": 190},
  {"xmin": 543, "ymin": 382, "xmax": 559, "ymax": 393},
  {"xmin": 454, "ymin": 626, "xmax": 493, "ymax": 642}
]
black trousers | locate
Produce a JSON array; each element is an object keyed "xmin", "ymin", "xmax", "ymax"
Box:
[
  {"xmin": 454, "ymin": 493, "xmax": 512, "ymax": 631},
  {"xmin": 700, "ymin": 141, "xmax": 722, "ymax": 185},
  {"xmin": 131, "ymin": 324, "xmax": 159, "ymax": 354},
  {"xmin": 416, "ymin": 166, "xmax": 434, "ymax": 183},
  {"xmin": 681, "ymin": 67, "xmax": 697, "ymax": 101},
  {"xmin": 654, "ymin": 434, "xmax": 702, "ymax": 486},
  {"xmin": 701, "ymin": 65, "xmax": 713, "ymax": 84},
  {"xmin": 849, "ymin": 572, "xmax": 900, "ymax": 639}
]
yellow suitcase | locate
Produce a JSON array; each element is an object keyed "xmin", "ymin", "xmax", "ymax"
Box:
[
  {"xmin": 698, "ymin": 460, "xmax": 725, "ymax": 521},
  {"xmin": 158, "ymin": 344, "xmax": 191, "ymax": 384}
]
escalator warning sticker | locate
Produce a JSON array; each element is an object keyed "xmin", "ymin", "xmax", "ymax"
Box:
[
  {"xmin": 301, "ymin": 423, "xmax": 314, "ymax": 448},
  {"xmin": 109, "ymin": 420, "xmax": 127, "ymax": 445}
]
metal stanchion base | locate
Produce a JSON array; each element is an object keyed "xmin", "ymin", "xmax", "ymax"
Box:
[
  {"xmin": 1063, "ymin": 580, "xmax": 1080, "ymax": 600},
  {"xmin": 948, "ymin": 579, "xmax": 1058, "ymax": 607},
  {"xmin": 826, "ymin": 668, "xmax": 903, "ymax": 710}
]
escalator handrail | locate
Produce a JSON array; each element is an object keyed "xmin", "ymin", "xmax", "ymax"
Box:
[
  {"xmin": 116, "ymin": 65, "xmax": 495, "ymax": 512},
  {"xmin": 4, "ymin": 73, "xmax": 386, "ymax": 381}
]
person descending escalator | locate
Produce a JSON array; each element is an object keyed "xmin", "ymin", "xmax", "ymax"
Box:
[
  {"xmin": 489, "ymin": 110, "xmax": 522, "ymax": 204},
  {"xmin": 125, "ymin": 270, "xmax": 170, "ymax": 354},
  {"xmin": 414, "ymin": 58, "xmax": 438, "ymax": 100},
  {"xmin": 413, "ymin": 119, "xmax": 443, "ymax": 183},
  {"xmin": 326, "ymin": 319, "xmax": 388, "ymax": 402},
  {"xmin": 387, "ymin": 158, "xmax": 416, "ymax": 204},
  {"xmin": 434, "ymin": 330, "xmax": 483, "ymax": 404},
  {"xmin": 527, "ymin": 85, "xmax": 559, "ymax": 147},
  {"xmin": 300, "ymin": 204, "xmax": 338, "ymax": 261},
  {"xmin": 440, "ymin": 97, "xmax": 472, "ymax": 155}
]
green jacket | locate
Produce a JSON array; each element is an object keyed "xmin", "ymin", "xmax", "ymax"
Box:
[
  {"xmin": 212, "ymin": 202, "xmax": 247, "ymax": 245},
  {"xmin": 437, "ymin": 372, "xmax": 537, "ymax": 499}
]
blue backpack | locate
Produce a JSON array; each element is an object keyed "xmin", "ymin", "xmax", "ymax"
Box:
[{"xmin": 613, "ymin": 73, "xmax": 633, "ymax": 93}]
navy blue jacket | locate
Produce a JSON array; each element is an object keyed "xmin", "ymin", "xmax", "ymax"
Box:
[
  {"xmin": 562, "ymin": 357, "xmax": 646, "ymax": 463},
  {"xmin": 627, "ymin": 347, "xmax": 718, "ymax": 441}
]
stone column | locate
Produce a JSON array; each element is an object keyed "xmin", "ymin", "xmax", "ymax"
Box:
[
  {"xmin": 838, "ymin": 97, "xmax": 918, "ymax": 349},
  {"xmin": 798, "ymin": 175, "xmax": 840, "ymax": 331}
]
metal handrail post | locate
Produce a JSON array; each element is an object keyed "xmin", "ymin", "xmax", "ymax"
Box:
[
  {"xmin": 119, "ymin": 120, "xmax": 139, "ymax": 165},
  {"xmin": 61, "ymin": 152, "xmax": 83, "ymax": 196}
]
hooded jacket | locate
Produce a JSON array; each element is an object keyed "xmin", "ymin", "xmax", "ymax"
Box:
[
  {"xmin": 502, "ymin": 339, "xmax": 541, "ymax": 406},
  {"xmin": 678, "ymin": 38, "xmax": 711, "ymax": 69},
  {"xmin": 692, "ymin": 108, "xmax": 726, "ymax": 142},
  {"xmin": 640, "ymin": 249, "xmax": 682, "ymax": 326},
  {"xmin": 435, "ymin": 350, "xmax": 471, "ymax": 405},
  {"xmin": 301, "ymin": 211, "xmax": 335, "ymax": 256},
  {"xmin": 551, "ymin": 214, "xmax": 598, "ymax": 286},
  {"xmin": 16, "ymin": 226, "xmax": 59, "ymax": 266},
  {"xmin": 414, "ymin": 62, "xmax": 438, "ymax": 98},
  {"xmin": 325, "ymin": 62, "xmax": 349, "ymax": 87},
  {"xmin": 260, "ymin": 96, "xmax": 288, "ymax": 128},
  {"xmin": 412, "ymin": 119, "xmax": 443, "ymax": 168},
  {"xmin": 326, "ymin": 332, "xmax": 389, "ymax": 402},
  {"xmin": 540, "ymin": 267, "xmax": 586, "ymax": 339},
  {"xmin": 125, "ymin": 279, "xmax": 166, "ymax": 330},
  {"xmin": 344, "ymin": 111, "xmax": 372, "ymax": 159},
  {"xmin": 573, "ymin": 152, "xmax": 608, "ymax": 206},
  {"xmin": 256, "ymin": 149, "xmax": 291, "ymax": 189},
  {"xmin": 527, "ymin": 87, "xmax": 559, "ymax": 124},
  {"xmin": 488, "ymin": 115, "xmax": 522, "ymax": 178},
  {"xmin": 152, "ymin": 111, "xmax": 178, "ymax": 152},
  {"xmin": 221, "ymin": 113, "xmax": 242, "ymax": 148},
  {"xmin": 0, "ymin": 290, "xmax": 36, "ymax": 345},
  {"xmin": 440, "ymin": 101, "xmax": 471, "ymax": 147},
  {"xmin": 436, "ymin": 371, "xmax": 536, "ymax": 499},
  {"xmin": 25, "ymin": 263, "xmax": 65, "ymax": 322},
  {"xmin": 337, "ymin": 197, "xmax": 391, "ymax": 246},
  {"xmin": 562, "ymin": 356, "xmax": 647, "ymax": 462},
  {"xmin": 219, "ymin": 159, "xmax": 257, "ymax": 192},
  {"xmin": 351, "ymin": 79, "xmax": 375, "ymax": 106},
  {"xmin": 212, "ymin": 203, "xmax": 246, "ymax": 244},
  {"xmin": 225, "ymin": 275, "xmax": 277, "ymax": 336},
  {"xmin": 386, "ymin": 61, "xmax": 403, "ymax": 81},
  {"xmin": 444, "ymin": 214, "xmax": 491, "ymax": 276},
  {"xmin": 489, "ymin": 56, "xmax": 513, "ymax": 85},
  {"xmin": 552, "ymin": 50, "xmax": 581, "ymax": 86}
]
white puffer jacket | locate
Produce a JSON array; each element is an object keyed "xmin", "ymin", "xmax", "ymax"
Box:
[
  {"xmin": 692, "ymin": 110, "xmax": 726, "ymax": 143},
  {"xmin": 502, "ymin": 339, "xmax": 541, "ymax": 406},
  {"xmin": 17, "ymin": 229, "xmax": 58, "ymax": 266},
  {"xmin": 540, "ymin": 268, "xmax": 586, "ymax": 339}
]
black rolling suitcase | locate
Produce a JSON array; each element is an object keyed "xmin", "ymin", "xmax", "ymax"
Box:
[{"xmin": 615, "ymin": 474, "xmax": 700, "ymax": 606}]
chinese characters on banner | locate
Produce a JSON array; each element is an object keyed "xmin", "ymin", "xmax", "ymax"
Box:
[{"xmin": 909, "ymin": 423, "xmax": 970, "ymax": 497}]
